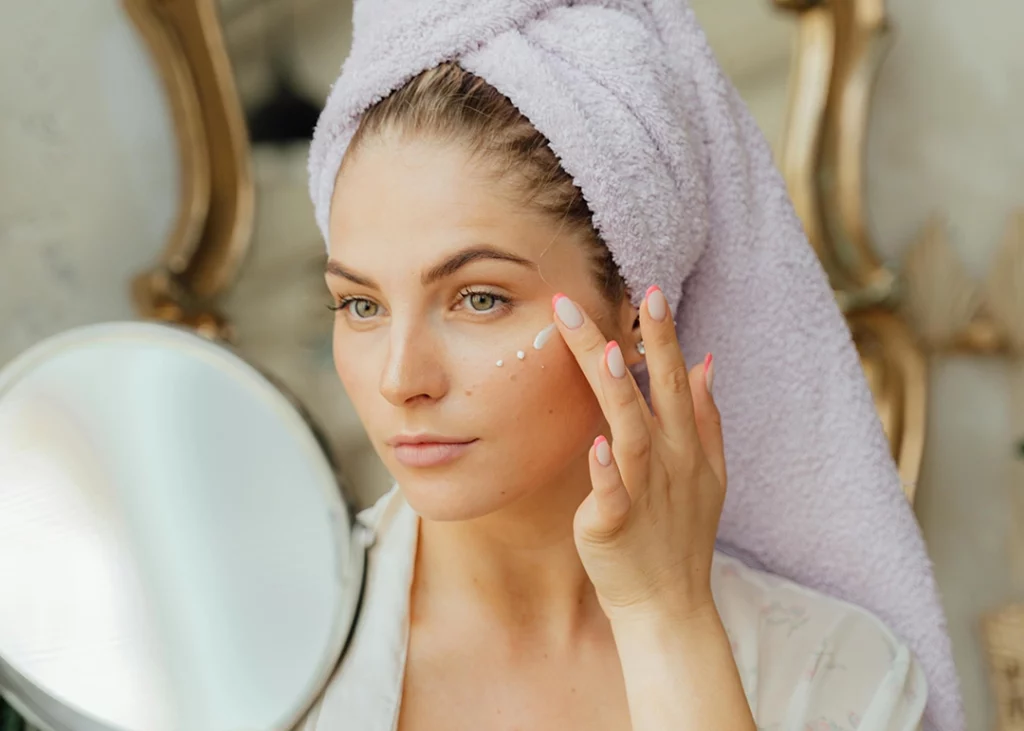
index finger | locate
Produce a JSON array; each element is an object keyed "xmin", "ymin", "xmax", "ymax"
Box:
[{"xmin": 551, "ymin": 294, "xmax": 652, "ymax": 425}]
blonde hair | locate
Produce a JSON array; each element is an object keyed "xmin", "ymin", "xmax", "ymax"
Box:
[{"xmin": 346, "ymin": 63, "xmax": 627, "ymax": 304}]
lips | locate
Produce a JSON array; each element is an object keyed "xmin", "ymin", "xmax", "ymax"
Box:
[{"xmin": 387, "ymin": 435, "xmax": 478, "ymax": 468}]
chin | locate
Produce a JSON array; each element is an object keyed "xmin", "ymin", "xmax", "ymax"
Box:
[{"xmin": 394, "ymin": 468, "xmax": 526, "ymax": 522}]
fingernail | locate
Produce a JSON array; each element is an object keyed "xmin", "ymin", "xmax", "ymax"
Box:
[
  {"xmin": 553, "ymin": 294, "xmax": 583, "ymax": 329},
  {"xmin": 605, "ymin": 341, "xmax": 626, "ymax": 379},
  {"xmin": 594, "ymin": 436, "xmax": 612, "ymax": 466},
  {"xmin": 704, "ymin": 353, "xmax": 715, "ymax": 395},
  {"xmin": 646, "ymin": 285, "xmax": 668, "ymax": 322}
]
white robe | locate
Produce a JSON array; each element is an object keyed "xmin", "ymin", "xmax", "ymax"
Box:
[{"xmin": 301, "ymin": 487, "xmax": 927, "ymax": 731}]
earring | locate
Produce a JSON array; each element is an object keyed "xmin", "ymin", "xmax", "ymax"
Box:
[{"xmin": 636, "ymin": 340, "xmax": 646, "ymax": 356}]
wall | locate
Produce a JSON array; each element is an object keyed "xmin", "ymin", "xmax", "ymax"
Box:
[
  {"xmin": 0, "ymin": 1, "xmax": 179, "ymax": 366},
  {"xmin": 868, "ymin": 3, "xmax": 1024, "ymax": 729}
]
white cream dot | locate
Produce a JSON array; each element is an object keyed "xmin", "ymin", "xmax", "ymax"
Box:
[
  {"xmin": 517, "ymin": 351, "xmax": 526, "ymax": 360},
  {"xmin": 496, "ymin": 360, "xmax": 504, "ymax": 367}
]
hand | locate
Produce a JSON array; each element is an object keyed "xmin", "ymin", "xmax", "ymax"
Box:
[{"xmin": 552, "ymin": 287, "xmax": 727, "ymax": 623}]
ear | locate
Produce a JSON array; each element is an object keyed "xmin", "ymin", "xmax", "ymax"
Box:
[{"xmin": 613, "ymin": 296, "xmax": 645, "ymax": 367}]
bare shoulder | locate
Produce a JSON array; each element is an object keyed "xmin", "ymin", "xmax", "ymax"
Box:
[{"xmin": 711, "ymin": 552, "xmax": 927, "ymax": 730}]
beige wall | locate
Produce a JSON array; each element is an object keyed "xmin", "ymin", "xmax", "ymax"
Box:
[
  {"xmin": 0, "ymin": 0, "xmax": 180, "ymax": 366},
  {"xmin": 869, "ymin": 5, "xmax": 1024, "ymax": 730}
]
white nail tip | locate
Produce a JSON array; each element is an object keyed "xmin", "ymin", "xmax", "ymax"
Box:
[
  {"xmin": 554, "ymin": 297, "xmax": 583, "ymax": 329},
  {"xmin": 647, "ymin": 288, "xmax": 669, "ymax": 321},
  {"xmin": 606, "ymin": 343, "xmax": 627, "ymax": 378}
]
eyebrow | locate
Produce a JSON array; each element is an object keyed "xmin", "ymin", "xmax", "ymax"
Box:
[{"xmin": 325, "ymin": 245, "xmax": 537, "ymax": 288}]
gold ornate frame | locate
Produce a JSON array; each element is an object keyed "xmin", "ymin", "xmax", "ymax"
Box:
[
  {"xmin": 775, "ymin": 0, "xmax": 923, "ymax": 501},
  {"xmin": 123, "ymin": 0, "xmax": 254, "ymax": 340}
]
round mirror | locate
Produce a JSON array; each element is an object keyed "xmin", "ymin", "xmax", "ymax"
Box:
[{"xmin": 0, "ymin": 322, "xmax": 365, "ymax": 731}]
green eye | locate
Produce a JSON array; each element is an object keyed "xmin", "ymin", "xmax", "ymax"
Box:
[
  {"xmin": 329, "ymin": 298, "xmax": 379, "ymax": 318},
  {"xmin": 458, "ymin": 288, "xmax": 512, "ymax": 315},
  {"xmin": 468, "ymin": 292, "xmax": 496, "ymax": 311},
  {"xmin": 350, "ymin": 299, "xmax": 379, "ymax": 318}
]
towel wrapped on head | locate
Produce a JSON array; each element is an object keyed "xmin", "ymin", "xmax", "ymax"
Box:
[{"xmin": 309, "ymin": 2, "xmax": 963, "ymax": 729}]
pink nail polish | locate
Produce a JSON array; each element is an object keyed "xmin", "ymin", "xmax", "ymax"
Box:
[
  {"xmin": 552, "ymin": 293, "xmax": 583, "ymax": 329},
  {"xmin": 704, "ymin": 353, "xmax": 715, "ymax": 395},
  {"xmin": 645, "ymin": 285, "xmax": 668, "ymax": 322},
  {"xmin": 594, "ymin": 435, "xmax": 612, "ymax": 466},
  {"xmin": 605, "ymin": 341, "xmax": 626, "ymax": 378}
]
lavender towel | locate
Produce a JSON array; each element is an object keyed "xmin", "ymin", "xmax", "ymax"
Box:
[{"xmin": 308, "ymin": 2, "xmax": 963, "ymax": 729}]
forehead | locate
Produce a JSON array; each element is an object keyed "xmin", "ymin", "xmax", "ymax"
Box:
[{"xmin": 327, "ymin": 136, "xmax": 586, "ymax": 271}]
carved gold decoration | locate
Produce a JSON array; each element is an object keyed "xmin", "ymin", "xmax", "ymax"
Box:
[
  {"xmin": 849, "ymin": 310, "xmax": 926, "ymax": 503},
  {"xmin": 123, "ymin": 0, "xmax": 210, "ymax": 278},
  {"xmin": 775, "ymin": 0, "xmax": 924, "ymax": 495},
  {"xmin": 777, "ymin": 4, "xmax": 835, "ymax": 280},
  {"xmin": 902, "ymin": 216, "xmax": 982, "ymax": 347},
  {"xmin": 124, "ymin": 0, "xmax": 254, "ymax": 340},
  {"xmin": 984, "ymin": 210, "xmax": 1024, "ymax": 352},
  {"xmin": 902, "ymin": 211, "xmax": 1023, "ymax": 356},
  {"xmin": 982, "ymin": 604, "xmax": 1024, "ymax": 731},
  {"xmin": 816, "ymin": 0, "xmax": 895, "ymax": 303},
  {"xmin": 777, "ymin": 0, "xmax": 895, "ymax": 307}
]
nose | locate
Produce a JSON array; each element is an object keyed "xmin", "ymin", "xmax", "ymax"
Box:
[{"xmin": 379, "ymin": 322, "xmax": 449, "ymax": 407}]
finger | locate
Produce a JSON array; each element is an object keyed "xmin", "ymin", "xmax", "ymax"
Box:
[
  {"xmin": 600, "ymin": 340, "xmax": 652, "ymax": 496},
  {"xmin": 575, "ymin": 435, "xmax": 632, "ymax": 540},
  {"xmin": 689, "ymin": 353, "xmax": 726, "ymax": 486},
  {"xmin": 639, "ymin": 285, "xmax": 699, "ymax": 446},
  {"xmin": 552, "ymin": 294, "xmax": 651, "ymax": 426}
]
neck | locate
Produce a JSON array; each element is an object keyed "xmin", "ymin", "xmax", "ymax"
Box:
[{"xmin": 413, "ymin": 458, "xmax": 606, "ymax": 644}]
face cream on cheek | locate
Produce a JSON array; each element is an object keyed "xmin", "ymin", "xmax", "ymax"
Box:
[
  {"xmin": 490, "ymin": 323, "xmax": 559, "ymax": 369},
  {"xmin": 533, "ymin": 323, "xmax": 557, "ymax": 350}
]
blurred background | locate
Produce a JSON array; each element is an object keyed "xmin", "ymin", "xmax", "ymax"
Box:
[{"xmin": 1, "ymin": 0, "xmax": 1022, "ymax": 728}]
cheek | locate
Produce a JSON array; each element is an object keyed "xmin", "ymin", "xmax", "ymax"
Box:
[
  {"xmin": 332, "ymin": 329, "xmax": 380, "ymax": 421},
  {"xmin": 466, "ymin": 339, "xmax": 605, "ymax": 461},
  {"xmin": 332, "ymin": 329, "xmax": 354, "ymax": 386}
]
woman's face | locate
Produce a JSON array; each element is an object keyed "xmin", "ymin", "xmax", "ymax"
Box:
[{"xmin": 327, "ymin": 134, "xmax": 636, "ymax": 521}]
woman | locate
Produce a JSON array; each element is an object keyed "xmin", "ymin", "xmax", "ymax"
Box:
[{"xmin": 302, "ymin": 2, "xmax": 962, "ymax": 730}]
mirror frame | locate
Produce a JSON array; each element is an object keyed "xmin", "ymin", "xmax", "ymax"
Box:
[
  {"xmin": 123, "ymin": 0, "xmax": 254, "ymax": 341},
  {"xmin": 774, "ymin": 0, "xmax": 924, "ymax": 502}
]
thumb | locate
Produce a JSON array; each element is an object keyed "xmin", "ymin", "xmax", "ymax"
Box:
[{"xmin": 688, "ymin": 353, "xmax": 726, "ymax": 487}]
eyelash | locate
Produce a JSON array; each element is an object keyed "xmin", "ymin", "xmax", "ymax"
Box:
[
  {"xmin": 326, "ymin": 296, "xmax": 365, "ymax": 312},
  {"xmin": 326, "ymin": 288, "xmax": 514, "ymax": 319},
  {"xmin": 456, "ymin": 287, "xmax": 514, "ymax": 315}
]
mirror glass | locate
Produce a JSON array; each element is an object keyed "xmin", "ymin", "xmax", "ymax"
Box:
[{"xmin": 0, "ymin": 322, "xmax": 363, "ymax": 731}]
